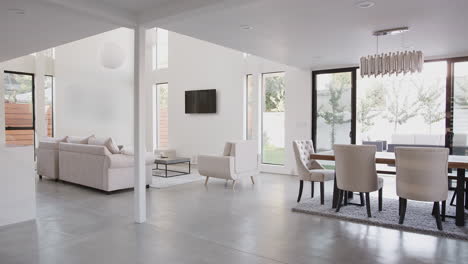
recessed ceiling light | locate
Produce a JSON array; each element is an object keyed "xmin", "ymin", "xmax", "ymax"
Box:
[
  {"xmin": 8, "ymin": 8, "xmax": 26, "ymax": 15},
  {"xmin": 240, "ymin": 25, "xmax": 253, "ymax": 30},
  {"xmin": 356, "ymin": 1, "xmax": 375, "ymax": 9}
]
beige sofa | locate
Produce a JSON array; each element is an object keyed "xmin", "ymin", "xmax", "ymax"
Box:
[{"xmin": 37, "ymin": 136, "xmax": 154, "ymax": 192}]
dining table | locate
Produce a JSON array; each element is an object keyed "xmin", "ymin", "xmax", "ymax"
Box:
[{"xmin": 310, "ymin": 151, "xmax": 468, "ymax": 227}]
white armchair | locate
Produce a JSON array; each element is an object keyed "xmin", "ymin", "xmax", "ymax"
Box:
[{"xmin": 198, "ymin": 140, "xmax": 259, "ymax": 187}]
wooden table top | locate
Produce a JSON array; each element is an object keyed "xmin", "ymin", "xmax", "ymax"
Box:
[{"xmin": 311, "ymin": 151, "xmax": 468, "ymax": 170}]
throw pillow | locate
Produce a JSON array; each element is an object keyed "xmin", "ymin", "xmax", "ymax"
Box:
[{"xmin": 88, "ymin": 136, "xmax": 121, "ymax": 154}]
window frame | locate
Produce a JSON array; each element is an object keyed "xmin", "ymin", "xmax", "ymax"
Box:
[
  {"xmin": 311, "ymin": 56, "xmax": 468, "ymax": 156},
  {"xmin": 45, "ymin": 74, "xmax": 54, "ymax": 137},
  {"xmin": 3, "ymin": 71, "xmax": 36, "ymax": 148}
]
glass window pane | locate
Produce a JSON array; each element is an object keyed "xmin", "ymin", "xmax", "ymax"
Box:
[
  {"xmin": 262, "ymin": 72, "xmax": 285, "ymax": 165},
  {"xmin": 357, "ymin": 61, "xmax": 446, "ymax": 153},
  {"xmin": 4, "ymin": 72, "xmax": 34, "ymax": 146},
  {"xmin": 154, "ymin": 83, "xmax": 169, "ymax": 149},
  {"xmin": 45, "ymin": 76, "xmax": 54, "ymax": 137},
  {"xmin": 454, "ymin": 61, "xmax": 468, "ymax": 156},
  {"xmin": 246, "ymin": 74, "xmax": 254, "ymax": 140},
  {"xmin": 156, "ymin": 28, "xmax": 168, "ymax": 69},
  {"xmin": 316, "ymin": 72, "xmax": 352, "ymax": 152}
]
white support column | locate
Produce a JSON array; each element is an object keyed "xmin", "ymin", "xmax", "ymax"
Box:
[
  {"xmin": 0, "ymin": 64, "xmax": 5, "ymax": 145},
  {"xmin": 134, "ymin": 26, "xmax": 147, "ymax": 223},
  {"xmin": 35, "ymin": 52, "xmax": 47, "ymax": 139}
]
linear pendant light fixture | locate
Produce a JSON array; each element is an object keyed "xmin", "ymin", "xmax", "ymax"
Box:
[{"xmin": 360, "ymin": 27, "xmax": 423, "ymax": 78}]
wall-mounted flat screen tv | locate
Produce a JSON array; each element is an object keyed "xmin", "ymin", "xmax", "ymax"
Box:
[{"xmin": 185, "ymin": 89, "xmax": 217, "ymax": 114}]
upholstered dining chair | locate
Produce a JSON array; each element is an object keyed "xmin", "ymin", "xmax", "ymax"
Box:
[
  {"xmin": 293, "ymin": 140, "xmax": 334, "ymax": 204},
  {"xmin": 395, "ymin": 147, "xmax": 449, "ymax": 231},
  {"xmin": 333, "ymin": 144, "xmax": 383, "ymax": 217}
]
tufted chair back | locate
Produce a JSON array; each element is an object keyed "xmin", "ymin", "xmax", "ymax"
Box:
[{"xmin": 293, "ymin": 140, "xmax": 323, "ymax": 177}]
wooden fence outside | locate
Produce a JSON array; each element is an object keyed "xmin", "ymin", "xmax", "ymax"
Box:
[{"xmin": 4, "ymin": 102, "xmax": 53, "ymax": 146}]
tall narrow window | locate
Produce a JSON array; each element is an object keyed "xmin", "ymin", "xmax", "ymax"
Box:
[
  {"xmin": 153, "ymin": 83, "xmax": 169, "ymax": 150},
  {"xmin": 246, "ymin": 74, "xmax": 254, "ymax": 140},
  {"xmin": 453, "ymin": 61, "xmax": 468, "ymax": 156},
  {"xmin": 262, "ymin": 72, "xmax": 285, "ymax": 165},
  {"xmin": 153, "ymin": 28, "xmax": 168, "ymax": 70},
  {"xmin": 44, "ymin": 75, "xmax": 54, "ymax": 137},
  {"xmin": 3, "ymin": 72, "xmax": 35, "ymax": 146}
]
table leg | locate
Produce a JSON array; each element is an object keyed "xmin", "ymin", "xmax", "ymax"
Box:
[
  {"xmin": 165, "ymin": 164, "xmax": 168, "ymax": 178},
  {"xmin": 332, "ymin": 172, "xmax": 338, "ymax": 209},
  {"xmin": 456, "ymin": 168, "xmax": 465, "ymax": 226},
  {"xmin": 189, "ymin": 162, "xmax": 191, "ymax": 174}
]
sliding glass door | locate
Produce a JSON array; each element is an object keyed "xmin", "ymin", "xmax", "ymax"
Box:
[
  {"xmin": 3, "ymin": 71, "xmax": 35, "ymax": 146},
  {"xmin": 313, "ymin": 69, "xmax": 355, "ymax": 152}
]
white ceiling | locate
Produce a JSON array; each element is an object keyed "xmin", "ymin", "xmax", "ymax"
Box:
[
  {"xmin": 159, "ymin": 0, "xmax": 468, "ymax": 69},
  {"xmin": 2, "ymin": 0, "xmax": 468, "ymax": 70}
]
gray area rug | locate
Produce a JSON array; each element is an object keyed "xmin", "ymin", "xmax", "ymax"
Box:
[
  {"xmin": 151, "ymin": 174, "xmax": 204, "ymax": 189},
  {"xmin": 293, "ymin": 193, "xmax": 468, "ymax": 241}
]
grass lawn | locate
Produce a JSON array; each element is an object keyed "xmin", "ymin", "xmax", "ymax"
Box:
[{"xmin": 262, "ymin": 145, "xmax": 285, "ymax": 165}]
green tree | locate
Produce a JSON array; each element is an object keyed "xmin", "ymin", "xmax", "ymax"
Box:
[
  {"xmin": 265, "ymin": 76, "xmax": 285, "ymax": 112},
  {"xmin": 358, "ymin": 84, "xmax": 385, "ymax": 138},
  {"xmin": 383, "ymin": 79, "xmax": 418, "ymax": 132},
  {"xmin": 318, "ymin": 73, "xmax": 351, "ymax": 145},
  {"xmin": 417, "ymin": 84, "xmax": 445, "ymax": 133}
]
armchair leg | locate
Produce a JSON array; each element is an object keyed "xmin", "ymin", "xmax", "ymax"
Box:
[
  {"xmin": 365, "ymin": 192, "xmax": 371, "ymax": 217},
  {"xmin": 320, "ymin": 182, "xmax": 324, "ymax": 205},
  {"xmin": 250, "ymin": 176, "xmax": 255, "ymax": 184},
  {"xmin": 232, "ymin": 180, "xmax": 237, "ymax": 189},
  {"xmin": 204, "ymin": 177, "xmax": 209, "ymax": 186},
  {"xmin": 434, "ymin": 202, "xmax": 443, "ymax": 230},
  {"xmin": 297, "ymin": 180, "xmax": 304, "ymax": 203},
  {"xmin": 311, "ymin": 181, "xmax": 314, "ymax": 198},
  {"xmin": 360, "ymin": 193, "xmax": 365, "ymax": 206},
  {"xmin": 39, "ymin": 175, "xmax": 42, "ymax": 180},
  {"xmin": 378, "ymin": 188, "xmax": 383, "ymax": 211},
  {"xmin": 441, "ymin": 201, "xmax": 446, "ymax": 222},
  {"xmin": 336, "ymin": 190, "xmax": 344, "ymax": 212},
  {"xmin": 399, "ymin": 198, "xmax": 407, "ymax": 224}
]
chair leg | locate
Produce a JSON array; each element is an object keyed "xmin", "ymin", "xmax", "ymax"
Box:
[
  {"xmin": 365, "ymin": 192, "xmax": 371, "ymax": 217},
  {"xmin": 250, "ymin": 176, "xmax": 255, "ymax": 184},
  {"xmin": 432, "ymin": 203, "xmax": 436, "ymax": 216},
  {"xmin": 297, "ymin": 180, "xmax": 304, "ymax": 203},
  {"xmin": 399, "ymin": 198, "xmax": 407, "ymax": 224},
  {"xmin": 336, "ymin": 190, "xmax": 344, "ymax": 212},
  {"xmin": 434, "ymin": 202, "xmax": 443, "ymax": 231},
  {"xmin": 378, "ymin": 188, "xmax": 383, "ymax": 211},
  {"xmin": 204, "ymin": 177, "xmax": 209, "ymax": 185},
  {"xmin": 320, "ymin": 182, "xmax": 324, "ymax": 205},
  {"xmin": 344, "ymin": 191, "xmax": 348, "ymax": 205},
  {"xmin": 232, "ymin": 180, "xmax": 236, "ymax": 189},
  {"xmin": 311, "ymin": 181, "xmax": 314, "ymax": 198},
  {"xmin": 39, "ymin": 175, "xmax": 42, "ymax": 180},
  {"xmin": 360, "ymin": 192, "xmax": 365, "ymax": 206},
  {"xmin": 399, "ymin": 197, "xmax": 401, "ymax": 216},
  {"xmin": 465, "ymin": 181, "xmax": 468, "ymax": 210},
  {"xmin": 441, "ymin": 201, "xmax": 446, "ymax": 222}
]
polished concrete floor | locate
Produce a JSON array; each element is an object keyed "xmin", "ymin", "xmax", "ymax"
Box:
[{"xmin": 1, "ymin": 173, "xmax": 467, "ymax": 264}]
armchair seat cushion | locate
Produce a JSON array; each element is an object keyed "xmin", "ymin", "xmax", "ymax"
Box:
[{"xmin": 300, "ymin": 169, "xmax": 334, "ymax": 182}]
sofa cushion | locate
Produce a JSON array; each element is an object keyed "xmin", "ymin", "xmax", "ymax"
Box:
[
  {"xmin": 108, "ymin": 153, "xmax": 155, "ymax": 168},
  {"xmin": 88, "ymin": 136, "xmax": 121, "ymax": 154},
  {"xmin": 67, "ymin": 135, "xmax": 93, "ymax": 144}
]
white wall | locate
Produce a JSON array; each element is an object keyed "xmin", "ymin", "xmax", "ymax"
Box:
[
  {"xmin": 151, "ymin": 31, "xmax": 311, "ymax": 175},
  {"xmin": 54, "ymin": 28, "xmax": 135, "ymax": 146}
]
